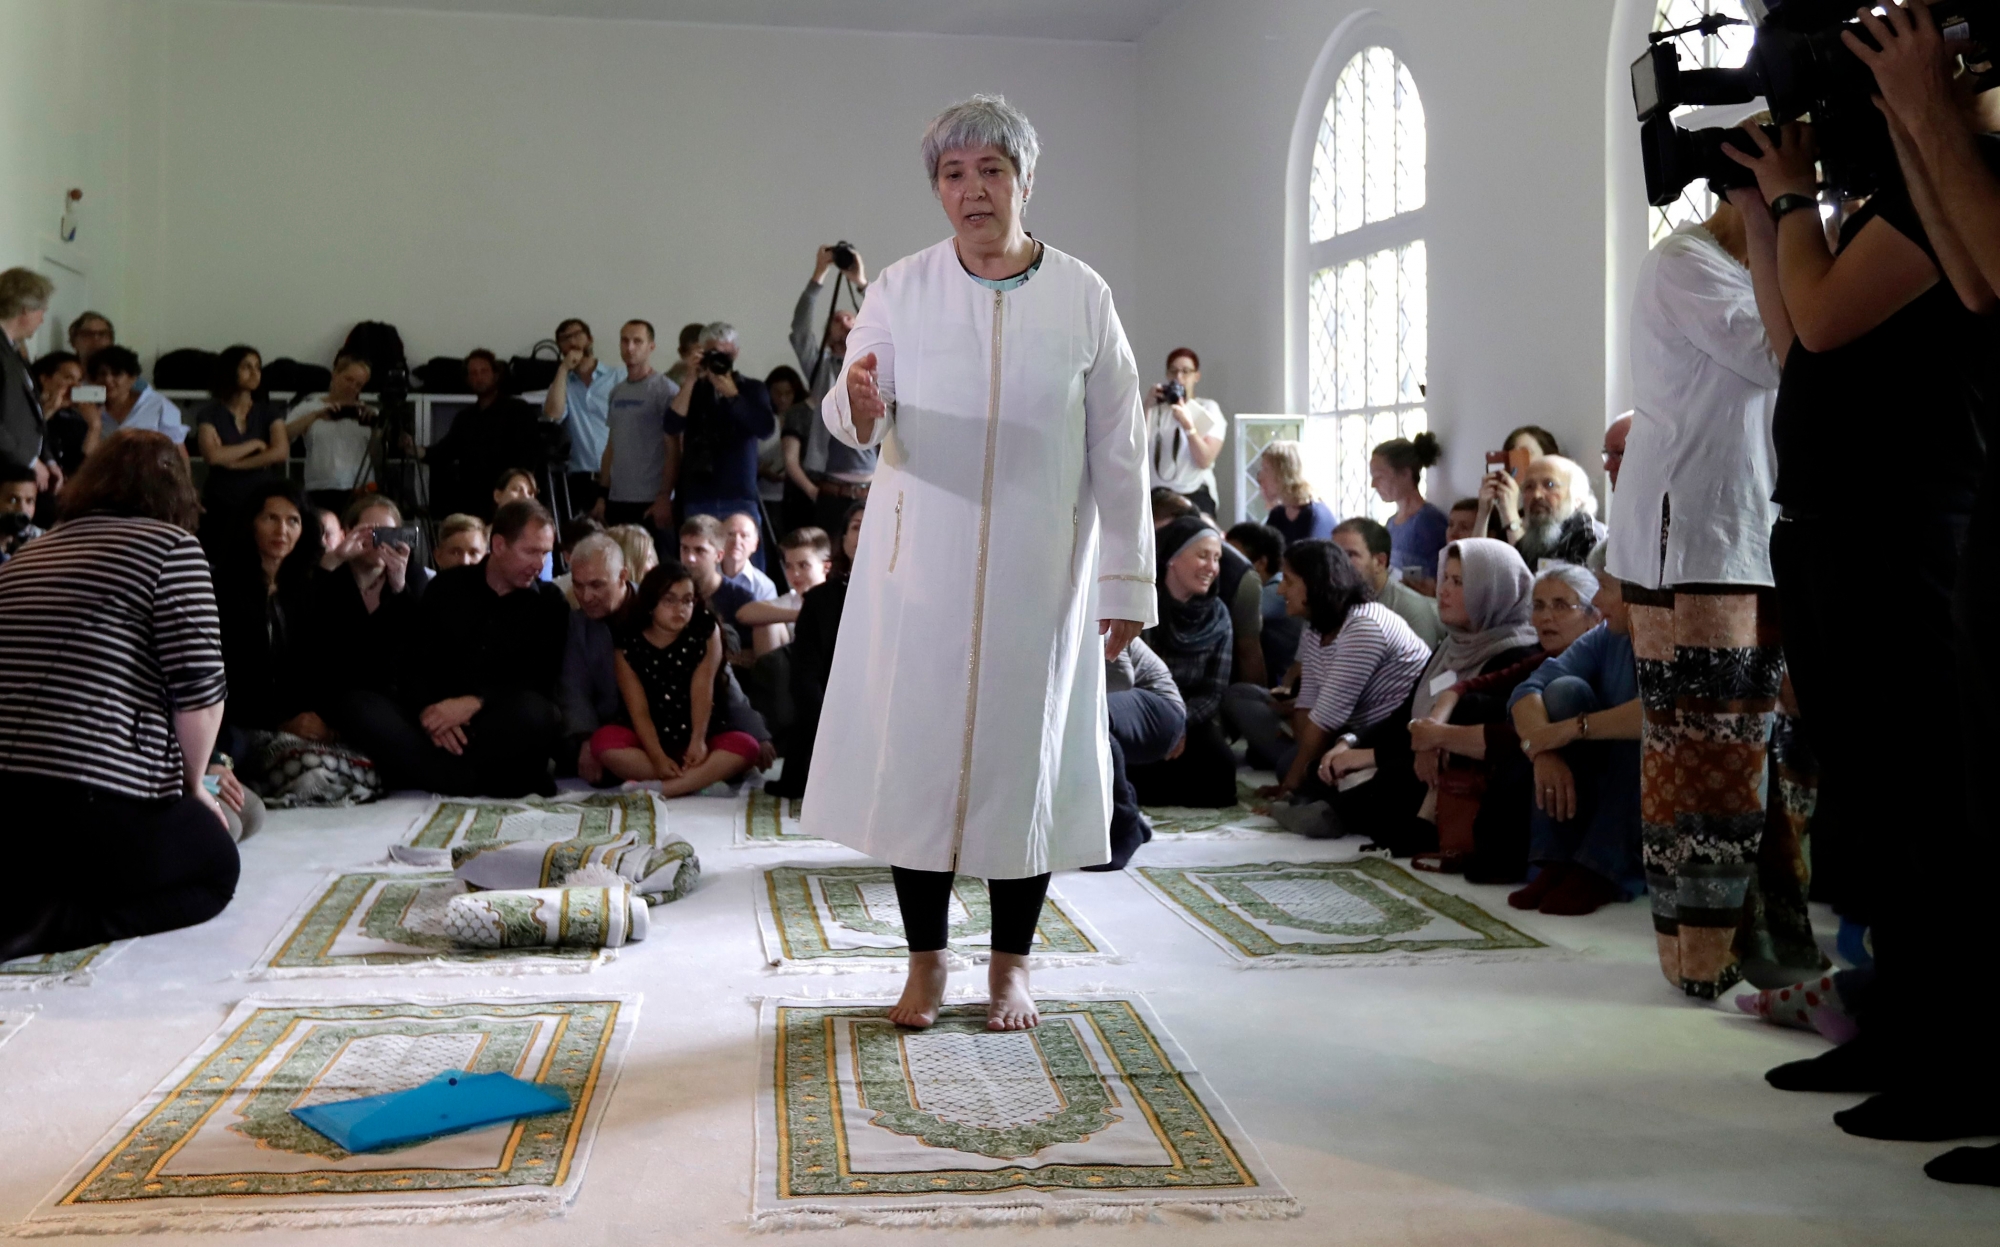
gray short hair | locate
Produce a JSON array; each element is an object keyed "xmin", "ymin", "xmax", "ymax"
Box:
[
  {"xmin": 570, "ymin": 532, "xmax": 626, "ymax": 575},
  {"xmin": 698, "ymin": 321, "xmax": 737, "ymax": 347},
  {"xmin": 1534, "ymin": 561, "xmax": 1600, "ymax": 607},
  {"xmin": 921, "ymin": 94, "xmax": 1040, "ymax": 188},
  {"xmin": 0, "ymin": 268, "xmax": 56, "ymax": 321}
]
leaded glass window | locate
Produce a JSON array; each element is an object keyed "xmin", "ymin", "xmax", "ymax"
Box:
[
  {"xmin": 1649, "ymin": 0, "xmax": 1753, "ymax": 244},
  {"xmin": 1303, "ymin": 46, "xmax": 1426, "ymax": 524}
]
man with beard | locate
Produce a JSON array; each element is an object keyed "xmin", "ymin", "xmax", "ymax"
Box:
[{"xmin": 1502, "ymin": 455, "xmax": 1605, "ymax": 568}]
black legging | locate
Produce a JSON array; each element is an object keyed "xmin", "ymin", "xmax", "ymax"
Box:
[
  {"xmin": 0, "ymin": 773, "xmax": 240, "ymax": 962},
  {"xmin": 890, "ymin": 867, "xmax": 1050, "ymax": 956}
]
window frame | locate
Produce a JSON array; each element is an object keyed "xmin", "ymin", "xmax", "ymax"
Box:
[{"xmin": 1281, "ymin": 19, "xmax": 1429, "ymax": 525}]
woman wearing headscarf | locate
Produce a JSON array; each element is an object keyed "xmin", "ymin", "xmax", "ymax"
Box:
[
  {"xmin": 1127, "ymin": 517, "xmax": 1235, "ymax": 810},
  {"xmin": 1315, "ymin": 538, "xmax": 1540, "ymax": 856},
  {"xmin": 1402, "ymin": 558, "xmax": 1604, "ymax": 880},
  {"xmin": 805, "ymin": 96, "xmax": 1154, "ymax": 1033}
]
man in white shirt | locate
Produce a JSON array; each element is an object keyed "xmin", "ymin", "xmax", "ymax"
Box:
[
  {"xmin": 719, "ymin": 510, "xmax": 777, "ymax": 595},
  {"xmin": 1611, "ymin": 186, "xmax": 1796, "ymax": 999}
]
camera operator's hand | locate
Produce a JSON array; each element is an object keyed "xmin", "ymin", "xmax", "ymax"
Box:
[
  {"xmin": 814, "ymin": 245, "xmax": 838, "ymax": 285},
  {"xmin": 842, "ymin": 249, "xmax": 867, "ymax": 287},
  {"xmin": 1148, "ymin": 383, "xmax": 1168, "ymax": 407},
  {"xmin": 1847, "ymin": 1, "xmax": 1958, "ymax": 129},
  {"xmin": 710, "ymin": 369, "xmax": 739, "ymax": 399},
  {"xmin": 1725, "ymin": 120, "xmax": 1818, "ymax": 204},
  {"xmin": 325, "ymin": 524, "xmax": 371, "ymax": 569},
  {"xmin": 1170, "ymin": 401, "xmax": 1195, "ymax": 433}
]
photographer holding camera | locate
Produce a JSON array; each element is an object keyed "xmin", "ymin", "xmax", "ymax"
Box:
[
  {"xmin": 1719, "ymin": 11, "xmax": 1992, "ymax": 1148},
  {"xmin": 284, "ymin": 353, "xmax": 376, "ymax": 516},
  {"xmin": 1146, "ymin": 348, "xmax": 1225, "ymax": 517},
  {"xmin": 667, "ymin": 322, "xmax": 776, "ymax": 534},
  {"xmin": 786, "ymin": 245, "xmax": 875, "ymax": 538}
]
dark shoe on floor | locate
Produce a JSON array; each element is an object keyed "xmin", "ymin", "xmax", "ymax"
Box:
[
  {"xmin": 1507, "ymin": 864, "xmax": 1570, "ymax": 910},
  {"xmin": 1926, "ymin": 1143, "xmax": 2000, "ymax": 1186},
  {"xmin": 1539, "ymin": 867, "xmax": 1619, "ymax": 916},
  {"xmin": 1765, "ymin": 1037, "xmax": 1885, "ymax": 1093},
  {"xmin": 1464, "ymin": 857, "xmax": 1528, "ymax": 886},
  {"xmin": 1834, "ymin": 1093, "xmax": 2000, "ymax": 1142}
]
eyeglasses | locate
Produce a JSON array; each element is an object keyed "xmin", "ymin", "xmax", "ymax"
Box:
[{"xmin": 1530, "ymin": 598, "xmax": 1592, "ymax": 615}]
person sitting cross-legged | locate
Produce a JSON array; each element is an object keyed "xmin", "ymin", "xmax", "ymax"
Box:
[
  {"xmin": 1126, "ymin": 517, "xmax": 1236, "ymax": 809},
  {"xmin": 592, "ymin": 562, "xmax": 763, "ymax": 796},
  {"xmin": 337, "ymin": 500, "xmax": 568, "ymax": 796},
  {"xmin": 1331, "ymin": 517, "xmax": 1445, "ymax": 647},
  {"xmin": 1504, "ymin": 555, "xmax": 1643, "ymax": 915}
]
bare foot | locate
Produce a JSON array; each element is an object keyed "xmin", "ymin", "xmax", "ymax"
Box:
[
  {"xmin": 888, "ymin": 950, "xmax": 949, "ymax": 1029},
  {"xmin": 986, "ymin": 952, "xmax": 1039, "ymax": 1031}
]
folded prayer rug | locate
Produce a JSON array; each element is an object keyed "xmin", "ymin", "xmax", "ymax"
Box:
[
  {"xmin": 450, "ymin": 835, "xmax": 699, "ymax": 904},
  {"xmin": 0, "ymin": 941, "xmax": 127, "ymax": 990},
  {"xmin": 391, "ymin": 792, "xmax": 667, "ymax": 867},
  {"xmin": 249, "ymin": 871, "xmax": 614, "ymax": 977},
  {"xmin": 752, "ymin": 994, "xmax": 1298, "ymax": 1227},
  {"xmin": 17, "ymin": 994, "xmax": 636, "ymax": 1234},
  {"xmin": 1134, "ymin": 858, "xmax": 1551, "ymax": 967},
  {"xmin": 735, "ymin": 789, "xmax": 838, "ymax": 847},
  {"xmin": 754, "ymin": 865, "xmax": 1117, "ymax": 971}
]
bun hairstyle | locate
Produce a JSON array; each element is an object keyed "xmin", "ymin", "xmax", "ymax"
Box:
[{"xmin": 1372, "ymin": 431, "xmax": 1442, "ymax": 483}]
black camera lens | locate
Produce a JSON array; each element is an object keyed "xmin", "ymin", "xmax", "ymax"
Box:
[
  {"xmin": 1161, "ymin": 380, "xmax": 1186, "ymax": 405},
  {"xmin": 701, "ymin": 348, "xmax": 733, "ymax": 376},
  {"xmin": 830, "ymin": 241, "xmax": 856, "ymax": 272}
]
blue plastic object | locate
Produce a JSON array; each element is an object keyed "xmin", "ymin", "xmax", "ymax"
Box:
[{"xmin": 291, "ymin": 1071, "xmax": 569, "ymax": 1153}]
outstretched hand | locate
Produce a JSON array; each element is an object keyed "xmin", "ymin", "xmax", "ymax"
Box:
[
  {"xmin": 1099, "ymin": 618, "xmax": 1143, "ymax": 661},
  {"xmin": 1846, "ymin": 1, "xmax": 1958, "ymax": 128}
]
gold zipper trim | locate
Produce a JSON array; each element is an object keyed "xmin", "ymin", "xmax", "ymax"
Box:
[
  {"xmin": 888, "ymin": 491, "xmax": 904, "ymax": 572},
  {"xmin": 950, "ymin": 287, "xmax": 1006, "ymax": 867}
]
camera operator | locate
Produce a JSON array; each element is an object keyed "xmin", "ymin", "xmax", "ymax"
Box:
[
  {"xmin": 284, "ymin": 353, "xmax": 376, "ymax": 516},
  {"xmin": 424, "ymin": 349, "xmax": 567, "ymax": 522},
  {"xmin": 786, "ymin": 245, "xmax": 875, "ymax": 537},
  {"xmin": 1145, "ymin": 349, "xmax": 1225, "ymax": 516},
  {"xmin": 1608, "ymin": 179, "xmax": 1791, "ymax": 1002},
  {"xmin": 667, "ymin": 322, "xmax": 776, "ymax": 533},
  {"xmin": 1725, "ymin": 50, "xmax": 1992, "ymax": 1129},
  {"xmin": 1813, "ymin": 0, "xmax": 2000, "ymax": 1179},
  {"xmin": 543, "ymin": 318, "xmax": 618, "ymax": 517}
]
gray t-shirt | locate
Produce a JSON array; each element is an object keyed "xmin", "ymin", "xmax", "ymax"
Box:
[{"xmin": 606, "ymin": 372, "xmax": 680, "ymax": 503}]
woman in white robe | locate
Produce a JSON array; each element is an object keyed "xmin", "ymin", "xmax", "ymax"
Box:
[{"xmin": 804, "ymin": 95, "xmax": 1155, "ymax": 1031}]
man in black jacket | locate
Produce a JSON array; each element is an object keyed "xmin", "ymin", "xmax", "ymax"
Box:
[
  {"xmin": 425, "ymin": 349, "xmax": 567, "ymax": 520},
  {"xmin": 0, "ymin": 269, "xmax": 56, "ymax": 488},
  {"xmin": 336, "ymin": 499, "xmax": 568, "ymax": 795}
]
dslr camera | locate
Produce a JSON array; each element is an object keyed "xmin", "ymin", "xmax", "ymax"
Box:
[
  {"xmin": 1632, "ymin": 0, "xmax": 1999, "ymax": 206},
  {"xmin": 700, "ymin": 348, "xmax": 734, "ymax": 376},
  {"xmin": 829, "ymin": 240, "xmax": 858, "ymax": 273},
  {"xmin": 1160, "ymin": 379, "xmax": 1187, "ymax": 406}
]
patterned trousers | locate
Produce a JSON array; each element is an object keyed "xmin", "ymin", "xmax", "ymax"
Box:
[{"xmin": 1626, "ymin": 584, "xmax": 1785, "ymax": 999}]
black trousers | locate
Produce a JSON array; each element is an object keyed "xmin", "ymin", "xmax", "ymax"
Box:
[
  {"xmin": 0, "ymin": 774, "xmax": 240, "ymax": 962},
  {"xmin": 1127, "ymin": 715, "xmax": 1236, "ymax": 809},
  {"xmin": 890, "ymin": 867, "xmax": 1050, "ymax": 956},
  {"xmin": 1773, "ymin": 510, "xmax": 1970, "ymax": 1083},
  {"xmin": 327, "ymin": 688, "xmax": 560, "ymax": 797}
]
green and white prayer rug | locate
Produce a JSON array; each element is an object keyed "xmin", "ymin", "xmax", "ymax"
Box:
[
  {"xmin": 736, "ymin": 790, "xmax": 837, "ymax": 847},
  {"xmin": 753, "ymin": 865, "xmax": 1118, "ymax": 972},
  {"xmin": 391, "ymin": 792, "xmax": 667, "ymax": 867},
  {"xmin": 753, "ymin": 994, "xmax": 1297, "ymax": 1227},
  {"xmin": 249, "ymin": 871, "xmax": 613, "ymax": 977},
  {"xmin": 1134, "ymin": 858, "xmax": 1551, "ymax": 968},
  {"xmin": 0, "ymin": 940, "xmax": 127, "ymax": 990},
  {"xmin": 1143, "ymin": 776, "xmax": 1285, "ymax": 838},
  {"xmin": 18, "ymin": 994, "xmax": 637, "ymax": 1234}
]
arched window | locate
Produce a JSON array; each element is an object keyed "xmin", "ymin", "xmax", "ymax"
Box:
[
  {"xmin": 1302, "ymin": 46, "xmax": 1427, "ymax": 523},
  {"xmin": 1649, "ymin": 0, "xmax": 1753, "ymax": 243}
]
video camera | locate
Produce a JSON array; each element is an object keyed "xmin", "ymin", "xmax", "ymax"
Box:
[{"xmin": 1632, "ymin": 0, "xmax": 2000, "ymax": 206}]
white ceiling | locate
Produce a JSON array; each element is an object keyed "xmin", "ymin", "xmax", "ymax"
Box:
[{"xmin": 231, "ymin": 0, "xmax": 1186, "ymax": 42}]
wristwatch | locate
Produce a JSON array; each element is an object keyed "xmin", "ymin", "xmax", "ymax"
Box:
[{"xmin": 1769, "ymin": 192, "xmax": 1817, "ymax": 223}]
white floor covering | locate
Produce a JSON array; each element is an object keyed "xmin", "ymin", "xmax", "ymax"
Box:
[{"xmin": 2, "ymin": 790, "xmax": 1993, "ymax": 1244}]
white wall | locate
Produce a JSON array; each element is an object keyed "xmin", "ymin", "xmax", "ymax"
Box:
[
  {"xmin": 0, "ymin": 0, "xmax": 143, "ymax": 358},
  {"xmin": 1132, "ymin": 0, "xmax": 1617, "ymax": 517},
  {"xmin": 120, "ymin": 1, "xmax": 1137, "ymax": 380}
]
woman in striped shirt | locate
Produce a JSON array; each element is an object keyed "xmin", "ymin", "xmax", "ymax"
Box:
[
  {"xmin": 0, "ymin": 430, "xmax": 240, "ymax": 962},
  {"xmin": 1258, "ymin": 540, "xmax": 1430, "ymax": 842}
]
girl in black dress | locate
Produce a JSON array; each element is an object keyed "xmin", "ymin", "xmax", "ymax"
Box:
[{"xmin": 599, "ymin": 561, "xmax": 762, "ymax": 796}]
